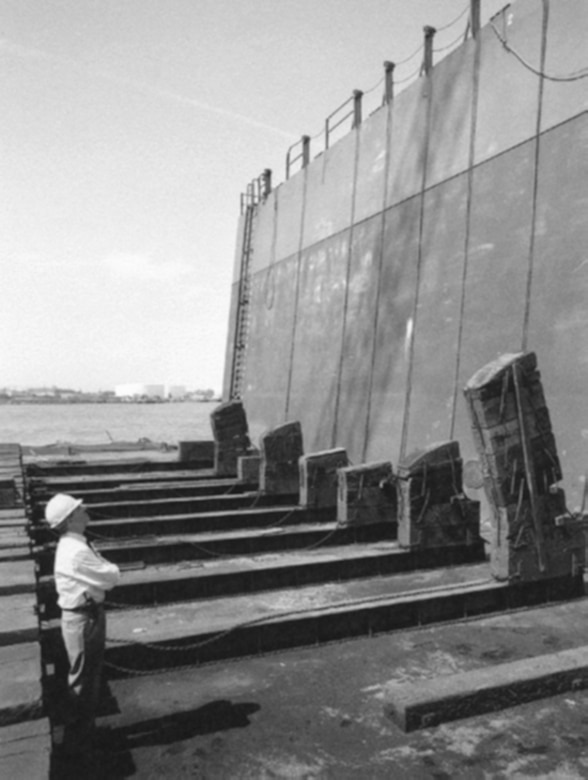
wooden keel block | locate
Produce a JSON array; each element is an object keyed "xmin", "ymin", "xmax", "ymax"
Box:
[
  {"xmin": 337, "ymin": 461, "xmax": 396, "ymax": 527},
  {"xmin": 464, "ymin": 351, "xmax": 584, "ymax": 582},
  {"xmin": 299, "ymin": 449, "xmax": 349, "ymax": 509},
  {"xmin": 397, "ymin": 441, "xmax": 476, "ymax": 549},
  {"xmin": 0, "ymin": 481, "xmax": 18, "ymax": 508},
  {"xmin": 259, "ymin": 421, "xmax": 303, "ymax": 496},
  {"xmin": 384, "ymin": 644, "xmax": 588, "ymax": 733},
  {"xmin": 237, "ymin": 454, "xmax": 261, "ymax": 484},
  {"xmin": 177, "ymin": 440, "xmax": 214, "ymax": 463},
  {"xmin": 210, "ymin": 401, "xmax": 251, "ymax": 477}
]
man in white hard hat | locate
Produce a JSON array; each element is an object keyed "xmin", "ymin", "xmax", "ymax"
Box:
[{"xmin": 45, "ymin": 493, "xmax": 120, "ymax": 758}]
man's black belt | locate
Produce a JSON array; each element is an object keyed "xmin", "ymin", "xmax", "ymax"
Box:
[{"xmin": 62, "ymin": 602, "xmax": 104, "ymax": 613}]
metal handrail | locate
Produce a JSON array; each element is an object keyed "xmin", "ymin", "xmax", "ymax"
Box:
[
  {"xmin": 240, "ymin": 169, "xmax": 272, "ymax": 214},
  {"xmin": 286, "ymin": 136, "xmax": 310, "ymax": 180},
  {"xmin": 325, "ymin": 90, "xmax": 363, "ymax": 150},
  {"xmin": 242, "ymin": 2, "xmax": 481, "ymax": 200}
]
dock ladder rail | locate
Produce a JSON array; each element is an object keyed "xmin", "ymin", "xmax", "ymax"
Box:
[
  {"xmin": 230, "ymin": 171, "xmax": 271, "ymax": 400},
  {"xmin": 229, "ymin": 201, "xmax": 255, "ymax": 400}
]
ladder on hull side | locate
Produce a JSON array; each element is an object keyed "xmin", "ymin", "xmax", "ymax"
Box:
[
  {"xmin": 230, "ymin": 170, "xmax": 272, "ymax": 401},
  {"xmin": 229, "ymin": 202, "xmax": 255, "ymax": 401}
]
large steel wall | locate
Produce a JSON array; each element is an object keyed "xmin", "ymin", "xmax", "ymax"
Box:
[{"xmin": 224, "ymin": 0, "xmax": 588, "ymax": 507}]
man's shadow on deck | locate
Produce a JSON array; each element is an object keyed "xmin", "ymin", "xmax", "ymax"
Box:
[{"xmin": 51, "ymin": 699, "xmax": 260, "ymax": 779}]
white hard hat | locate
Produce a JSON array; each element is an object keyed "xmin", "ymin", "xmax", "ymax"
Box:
[{"xmin": 45, "ymin": 493, "xmax": 82, "ymax": 529}]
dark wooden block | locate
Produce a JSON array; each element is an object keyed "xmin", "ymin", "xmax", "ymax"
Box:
[
  {"xmin": 237, "ymin": 454, "xmax": 261, "ymax": 484},
  {"xmin": 337, "ymin": 461, "xmax": 396, "ymax": 527},
  {"xmin": 299, "ymin": 448, "xmax": 349, "ymax": 509},
  {"xmin": 384, "ymin": 645, "xmax": 588, "ymax": 733},
  {"xmin": 177, "ymin": 440, "xmax": 214, "ymax": 462},
  {"xmin": 259, "ymin": 421, "xmax": 303, "ymax": 495}
]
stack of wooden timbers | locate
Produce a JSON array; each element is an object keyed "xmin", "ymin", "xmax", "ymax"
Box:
[
  {"xmin": 5, "ymin": 351, "xmax": 587, "ymax": 772},
  {"xmin": 0, "ymin": 444, "xmax": 50, "ymax": 779}
]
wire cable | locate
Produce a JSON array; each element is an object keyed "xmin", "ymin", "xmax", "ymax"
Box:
[
  {"xmin": 394, "ymin": 63, "xmax": 423, "ymax": 85},
  {"xmin": 434, "ymin": 27, "xmax": 469, "ymax": 54},
  {"xmin": 395, "ymin": 42, "xmax": 424, "ymax": 67},
  {"xmin": 490, "ymin": 20, "xmax": 588, "ymax": 82},
  {"xmin": 362, "ymin": 74, "xmax": 385, "ymax": 96},
  {"xmin": 436, "ymin": 3, "xmax": 470, "ymax": 33}
]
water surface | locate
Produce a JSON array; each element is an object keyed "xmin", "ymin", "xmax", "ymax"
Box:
[{"xmin": 0, "ymin": 402, "xmax": 216, "ymax": 446}]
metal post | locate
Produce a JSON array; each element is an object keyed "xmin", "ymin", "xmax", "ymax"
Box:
[
  {"xmin": 383, "ymin": 61, "xmax": 395, "ymax": 104},
  {"xmin": 352, "ymin": 90, "xmax": 363, "ymax": 128},
  {"xmin": 423, "ymin": 26, "xmax": 436, "ymax": 75},
  {"xmin": 301, "ymin": 135, "xmax": 310, "ymax": 168},
  {"xmin": 470, "ymin": 0, "xmax": 481, "ymax": 39},
  {"xmin": 262, "ymin": 169, "xmax": 272, "ymax": 198}
]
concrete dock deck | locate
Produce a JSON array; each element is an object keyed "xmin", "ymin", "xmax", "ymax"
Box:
[
  {"xmin": 55, "ymin": 596, "xmax": 588, "ymax": 779},
  {"xmin": 10, "ymin": 444, "xmax": 588, "ymax": 778}
]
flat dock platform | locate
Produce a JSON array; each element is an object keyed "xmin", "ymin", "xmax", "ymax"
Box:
[{"xmin": 81, "ymin": 595, "xmax": 588, "ymax": 780}]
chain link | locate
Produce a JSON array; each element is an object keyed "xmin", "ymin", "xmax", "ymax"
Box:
[{"xmin": 104, "ymin": 586, "xmax": 585, "ymax": 678}]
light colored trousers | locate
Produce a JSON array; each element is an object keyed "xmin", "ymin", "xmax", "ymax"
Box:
[{"xmin": 61, "ymin": 605, "xmax": 106, "ymax": 750}]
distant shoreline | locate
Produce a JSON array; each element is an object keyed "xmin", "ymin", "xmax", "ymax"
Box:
[{"xmin": 0, "ymin": 398, "xmax": 220, "ymax": 405}]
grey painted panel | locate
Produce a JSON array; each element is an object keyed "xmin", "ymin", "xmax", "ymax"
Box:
[
  {"xmin": 404, "ymin": 175, "xmax": 469, "ymax": 455},
  {"xmin": 231, "ymin": 212, "xmax": 246, "ymax": 284},
  {"xmin": 475, "ymin": 2, "xmax": 541, "ymax": 164},
  {"xmin": 243, "ymin": 256, "xmax": 298, "ymax": 444},
  {"xmin": 250, "ymin": 190, "xmax": 278, "ymax": 276},
  {"xmin": 527, "ymin": 115, "xmax": 588, "ymax": 507},
  {"xmin": 460, "ymin": 142, "xmax": 534, "ymax": 370},
  {"xmin": 364, "ymin": 197, "xmax": 420, "ymax": 465},
  {"xmin": 274, "ymin": 173, "xmax": 305, "ymax": 262},
  {"xmin": 452, "ymin": 141, "xmax": 535, "ymax": 469},
  {"xmin": 224, "ymin": 0, "xmax": 588, "ymax": 497},
  {"xmin": 385, "ymin": 80, "xmax": 428, "ymax": 209},
  {"xmin": 354, "ymin": 107, "xmax": 389, "ymax": 224},
  {"xmin": 302, "ymin": 133, "xmax": 356, "ymax": 247},
  {"xmin": 334, "ymin": 215, "xmax": 383, "ymax": 460},
  {"xmin": 426, "ymin": 40, "xmax": 475, "ymax": 189},
  {"xmin": 221, "ymin": 283, "xmax": 239, "ymax": 400},
  {"xmin": 287, "ymin": 233, "xmax": 350, "ymax": 453},
  {"xmin": 541, "ymin": 0, "xmax": 588, "ymax": 131}
]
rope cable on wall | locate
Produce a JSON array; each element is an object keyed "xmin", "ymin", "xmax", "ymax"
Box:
[{"xmin": 490, "ymin": 20, "xmax": 588, "ymax": 82}]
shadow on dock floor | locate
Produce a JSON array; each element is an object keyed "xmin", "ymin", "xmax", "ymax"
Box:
[{"xmin": 49, "ymin": 595, "xmax": 588, "ymax": 779}]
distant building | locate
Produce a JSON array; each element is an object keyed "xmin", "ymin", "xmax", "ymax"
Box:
[
  {"xmin": 165, "ymin": 384, "xmax": 186, "ymax": 400},
  {"xmin": 115, "ymin": 384, "xmax": 165, "ymax": 400}
]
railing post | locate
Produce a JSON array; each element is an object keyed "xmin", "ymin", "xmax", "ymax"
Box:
[
  {"xmin": 423, "ymin": 26, "xmax": 436, "ymax": 75},
  {"xmin": 383, "ymin": 61, "xmax": 395, "ymax": 104},
  {"xmin": 301, "ymin": 135, "xmax": 310, "ymax": 168},
  {"xmin": 470, "ymin": 0, "xmax": 481, "ymax": 39},
  {"xmin": 262, "ymin": 169, "xmax": 272, "ymax": 198},
  {"xmin": 325, "ymin": 116, "xmax": 330, "ymax": 150},
  {"xmin": 352, "ymin": 90, "xmax": 363, "ymax": 128}
]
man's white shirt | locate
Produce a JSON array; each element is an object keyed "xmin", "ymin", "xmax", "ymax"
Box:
[{"xmin": 54, "ymin": 532, "xmax": 120, "ymax": 609}]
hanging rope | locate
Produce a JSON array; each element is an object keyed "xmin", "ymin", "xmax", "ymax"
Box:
[
  {"xmin": 434, "ymin": 26, "xmax": 469, "ymax": 54},
  {"xmin": 362, "ymin": 74, "xmax": 385, "ymax": 96},
  {"xmin": 490, "ymin": 20, "xmax": 588, "ymax": 82},
  {"xmin": 394, "ymin": 63, "xmax": 422, "ymax": 86},
  {"xmin": 395, "ymin": 42, "xmax": 424, "ymax": 67},
  {"xmin": 436, "ymin": 3, "xmax": 470, "ymax": 33}
]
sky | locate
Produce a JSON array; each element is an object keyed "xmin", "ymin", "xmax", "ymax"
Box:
[{"xmin": 1, "ymin": 0, "xmax": 508, "ymax": 393}]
